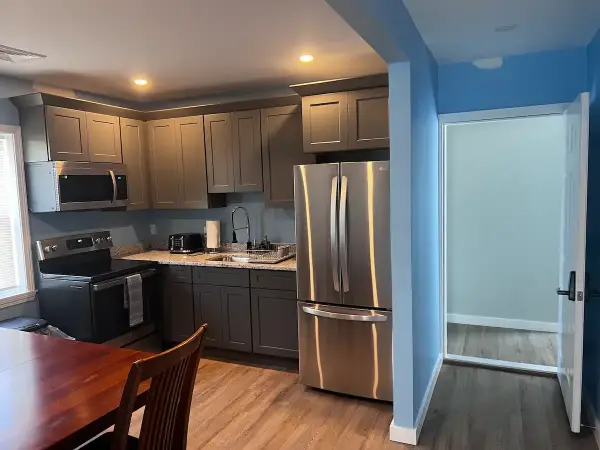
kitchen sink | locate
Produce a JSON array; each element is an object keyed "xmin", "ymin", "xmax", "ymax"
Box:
[{"xmin": 206, "ymin": 255, "xmax": 252, "ymax": 263}]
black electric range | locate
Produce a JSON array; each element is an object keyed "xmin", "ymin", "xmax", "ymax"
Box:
[{"xmin": 36, "ymin": 231, "xmax": 161, "ymax": 346}]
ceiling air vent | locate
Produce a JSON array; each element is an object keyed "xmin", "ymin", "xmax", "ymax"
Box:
[{"xmin": 0, "ymin": 45, "xmax": 46, "ymax": 63}]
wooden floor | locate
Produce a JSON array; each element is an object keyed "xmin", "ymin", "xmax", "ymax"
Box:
[
  {"xmin": 127, "ymin": 358, "xmax": 595, "ymax": 449},
  {"xmin": 447, "ymin": 323, "xmax": 557, "ymax": 366}
]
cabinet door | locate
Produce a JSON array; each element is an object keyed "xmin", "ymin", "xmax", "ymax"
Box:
[
  {"xmin": 120, "ymin": 118, "xmax": 151, "ymax": 210},
  {"xmin": 174, "ymin": 116, "xmax": 210, "ymax": 208},
  {"xmin": 45, "ymin": 106, "xmax": 89, "ymax": 161},
  {"xmin": 163, "ymin": 281, "xmax": 195, "ymax": 343},
  {"xmin": 251, "ymin": 289, "xmax": 298, "ymax": 358},
  {"xmin": 147, "ymin": 119, "xmax": 180, "ymax": 209},
  {"xmin": 231, "ymin": 110, "xmax": 263, "ymax": 192},
  {"xmin": 86, "ymin": 112, "xmax": 123, "ymax": 163},
  {"xmin": 301, "ymin": 93, "xmax": 348, "ymax": 153},
  {"xmin": 348, "ymin": 88, "xmax": 389, "ymax": 150},
  {"xmin": 193, "ymin": 284, "xmax": 224, "ymax": 348},
  {"xmin": 204, "ymin": 113, "xmax": 234, "ymax": 193},
  {"xmin": 261, "ymin": 106, "xmax": 315, "ymax": 204},
  {"xmin": 221, "ymin": 287, "xmax": 252, "ymax": 353}
]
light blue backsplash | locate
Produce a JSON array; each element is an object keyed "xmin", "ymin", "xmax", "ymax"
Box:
[
  {"xmin": 583, "ymin": 27, "xmax": 600, "ymax": 424},
  {"xmin": 149, "ymin": 194, "xmax": 295, "ymax": 244},
  {"xmin": 326, "ymin": 0, "xmax": 441, "ymax": 431},
  {"xmin": 438, "ymin": 47, "xmax": 588, "ymax": 114}
]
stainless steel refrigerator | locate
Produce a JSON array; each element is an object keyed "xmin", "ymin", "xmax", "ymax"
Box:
[{"xmin": 294, "ymin": 161, "xmax": 392, "ymax": 401}]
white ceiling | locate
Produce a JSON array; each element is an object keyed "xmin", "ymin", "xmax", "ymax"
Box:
[
  {"xmin": 0, "ymin": 0, "xmax": 386, "ymax": 102},
  {"xmin": 403, "ymin": 0, "xmax": 600, "ymax": 63}
]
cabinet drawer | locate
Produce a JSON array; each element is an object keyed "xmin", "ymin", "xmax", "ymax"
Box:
[
  {"xmin": 164, "ymin": 265, "xmax": 193, "ymax": 284},
  {"xmin": 193, "ymin": 267, "xmax": 249, "ymax": 287},
  {"xmin": 250, "ymin": 270, "xmax": 296, "ymax": 291}
]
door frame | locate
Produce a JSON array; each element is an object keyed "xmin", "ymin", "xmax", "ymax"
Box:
[{"xmin": 438, "ymin": 103, "xmax": 568, "ymax": 374}]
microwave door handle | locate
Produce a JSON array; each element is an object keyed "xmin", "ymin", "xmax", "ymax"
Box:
[
  {"xmin": 330, "ymin": 176, "xmax": 339, "ymax": 292},
  {"xmin": 109, "ymin": 170, "xmax": 117, "ymax": 203},
  {"xmin": 340, "ymin": 176, "xmax": 349, "ymax": 292}
]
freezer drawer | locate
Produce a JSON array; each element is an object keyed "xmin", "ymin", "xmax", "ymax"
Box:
[{"xmin": 298, "ymin": 302, "xmax": 392, "ymax": 401}]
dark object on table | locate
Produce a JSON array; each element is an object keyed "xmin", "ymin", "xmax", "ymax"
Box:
[
  {"xmin": 0, "ymin": 316, "xmax": 74, "ymax": 339},
  {"xmin": 169, "ymin": 233, "xmax": 204, "ymax": 254},
  {"xmin": 81, "ymin": 324, "xmax": 208, "ymax": 450}
]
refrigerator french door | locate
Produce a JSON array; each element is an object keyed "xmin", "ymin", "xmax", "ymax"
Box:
[{"xmin": 294, "ymin": 162, "xmax": 392, "ymax": 401}]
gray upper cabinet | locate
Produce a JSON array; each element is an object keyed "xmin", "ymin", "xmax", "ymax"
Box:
[
  {"xmin": 121, "ymin": 118, "xmax": 151, "ymax": 210},
  {"xmin": 204, "ymin": 113, "xmax": 235, "ymax": 193},
  {"xmin": 174, "ymin": 116, "xmax": 210, "ymax": 208},
  {"xmin": 231, "ymin": 110, "xmax": 263, "ymax": 192},
  {"xmin": 301, "ymin": 88, "xmax": 389, "ymax": 153},
  {"xmin": 45, "ymin": 106, "xmax": 90, "ymax": 161},
  {"xmin": 348, "ymin": 88, "xmax": 389, "ymax": 150},
  {"xmin": 148, "ymin": 116, "xmax": 213, "ymax": 209},
  {"xmin": 86, "ymin": 112, "xmax": 123, "ymax": 163},
  {"xmin": 261, "ymin": 106, "xmax": 314, "ymax": 204},
  {"xmin": 147, "ymin": 119, "xmax": 180, "ymax": 209},
  {"xmin": 302, "ymin": 93, "xmax": 348, "ymax": 153}
]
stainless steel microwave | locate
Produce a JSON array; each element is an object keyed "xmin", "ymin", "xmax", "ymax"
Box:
[{"xmin": 25, "ymin": 161, "xmax": 128, "ymax": 212}]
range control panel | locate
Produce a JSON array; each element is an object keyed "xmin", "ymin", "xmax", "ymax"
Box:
[{"xmin": 36, "ymin": 231, "xmax": 113, "ymax": 261}]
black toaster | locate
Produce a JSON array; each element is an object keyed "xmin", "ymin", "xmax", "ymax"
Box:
[{"xmin": 168, "ymin": 233, "xmax": 204, "ymax": 254}]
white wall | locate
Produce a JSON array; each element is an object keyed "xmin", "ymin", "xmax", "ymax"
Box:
[{"xmin": 446, "ymin": 114, "xmax": 566, "ymax": 328}]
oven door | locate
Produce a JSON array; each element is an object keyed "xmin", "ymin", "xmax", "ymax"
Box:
[
  {"xmin": 55, "ymin": 162, "xmax": 128, "ymax": 211},
  {"xmin": 90, "ymin": 268, "xmax": 160, "ymax": 345}
]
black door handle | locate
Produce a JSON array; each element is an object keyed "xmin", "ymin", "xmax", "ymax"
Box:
[{"xmin": 557, "ymin": 271, "xmax": 576, "ymax": 301}]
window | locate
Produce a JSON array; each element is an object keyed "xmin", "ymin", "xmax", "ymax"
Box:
[{"xmin": 0, "ymin": 126, "xmax": 34, "ymax": 306}]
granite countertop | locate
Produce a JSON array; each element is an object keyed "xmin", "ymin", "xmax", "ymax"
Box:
[{"xmin": 120, "ymin": 250, "xmax": 297, "ymax": 272}]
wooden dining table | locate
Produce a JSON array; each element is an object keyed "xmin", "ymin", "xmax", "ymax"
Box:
[{"xmin": 0, "ymin": 327, "xmax": 151, "ymax": 450}]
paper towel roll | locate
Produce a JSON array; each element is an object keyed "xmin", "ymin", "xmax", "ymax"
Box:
[{"xmin": 206, "ymin": 220, "xmax": 221, "ymax": 250}]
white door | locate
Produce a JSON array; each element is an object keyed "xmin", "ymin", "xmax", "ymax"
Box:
[{"xmin": 557, "ymin": 92, "xmax": 590, "ymax": 433}]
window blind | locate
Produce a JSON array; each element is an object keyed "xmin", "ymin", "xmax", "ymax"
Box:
[{"xmin": 0, "ymin": 136, "xmax": 19, "ymax": 292}]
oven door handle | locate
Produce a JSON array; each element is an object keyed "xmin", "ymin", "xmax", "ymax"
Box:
[
  {"xmin": 92, "ymin": 268, "xmax": 158, "ymax": 292},
  {"xmin": 109, "ymin": 170, "xmax": 117, "ymax": 203}
]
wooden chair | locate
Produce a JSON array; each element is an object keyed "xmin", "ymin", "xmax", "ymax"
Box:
[{"xmin": 83, "ymin": 324, "xmax": 207, "ymax": 450}]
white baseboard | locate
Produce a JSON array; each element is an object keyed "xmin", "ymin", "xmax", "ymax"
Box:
[
  {"xmin": 582, "ymin": 386, "xmax": 600, "ymax": 450},
  {"xmin": 447, "ymin": 313, "xmax": 557, "ymax": 333},
  {"xmin": 389, "ymin": 355, "xmax": 443, "ymax": 446}
]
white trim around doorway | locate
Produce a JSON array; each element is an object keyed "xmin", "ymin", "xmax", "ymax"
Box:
[{"xmin": 438, "ymin": 103, "xmax": 567, "ymax": 371}]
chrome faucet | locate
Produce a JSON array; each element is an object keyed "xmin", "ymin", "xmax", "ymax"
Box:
[{"xmin": 231, "ymin": 206, "xmax": 252, "ymax": 249}]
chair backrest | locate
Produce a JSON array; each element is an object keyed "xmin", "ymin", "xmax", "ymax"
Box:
[{"xmin": 111, "ymin": 324, "xmax": 208, "ymax": 450}]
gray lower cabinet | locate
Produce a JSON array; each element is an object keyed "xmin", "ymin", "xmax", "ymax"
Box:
[
  {"xmin": 163, "ymin": 281, "xmax": 195, "ymax": 343},
  {"xmin": 221, "ymin": 287, "xmax": 253, "ymax": 352},
  {"xmin": 193, "ymin": 284, "xmax": 224, "ymax": 348},
  {"xmin": 251, "ymin": 289, "xmax": 298, "ymax": 358}
]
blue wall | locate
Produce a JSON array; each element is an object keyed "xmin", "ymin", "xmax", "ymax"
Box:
[
  {"xmin": 325, "ymin": 0, "xmax": 441, "ymax": 433},
  {"xmin": 583, "ymin": 27, "xmax": 600, "ymax": 423},
  {"xmin": 438, "ymin": 48, "xmax": 588, "ymax": 114}
]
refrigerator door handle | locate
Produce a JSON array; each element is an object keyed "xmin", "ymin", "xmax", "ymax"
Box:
[
  {"xmin": 302, "ymin": 305, "xmax": 387, "ymax": 322},
  {"xmin": 340, "ymin": 175, "xmax": 349, "ymax": 292},
  {"xmin": 330, "ymin": 176, "xmax": 340, "ymax": 292}
]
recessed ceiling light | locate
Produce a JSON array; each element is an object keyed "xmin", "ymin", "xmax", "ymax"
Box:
[
  {"xmin": 134, "ymin": 79, "xmax": 148, "ymax": 86},
  {"xmin": 299, "ymin": 54, "xmax": 314, "ymax": 63},
  {"xmin": 495, "ymin": 24, "xmax": 517, "ymax": 33}
]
